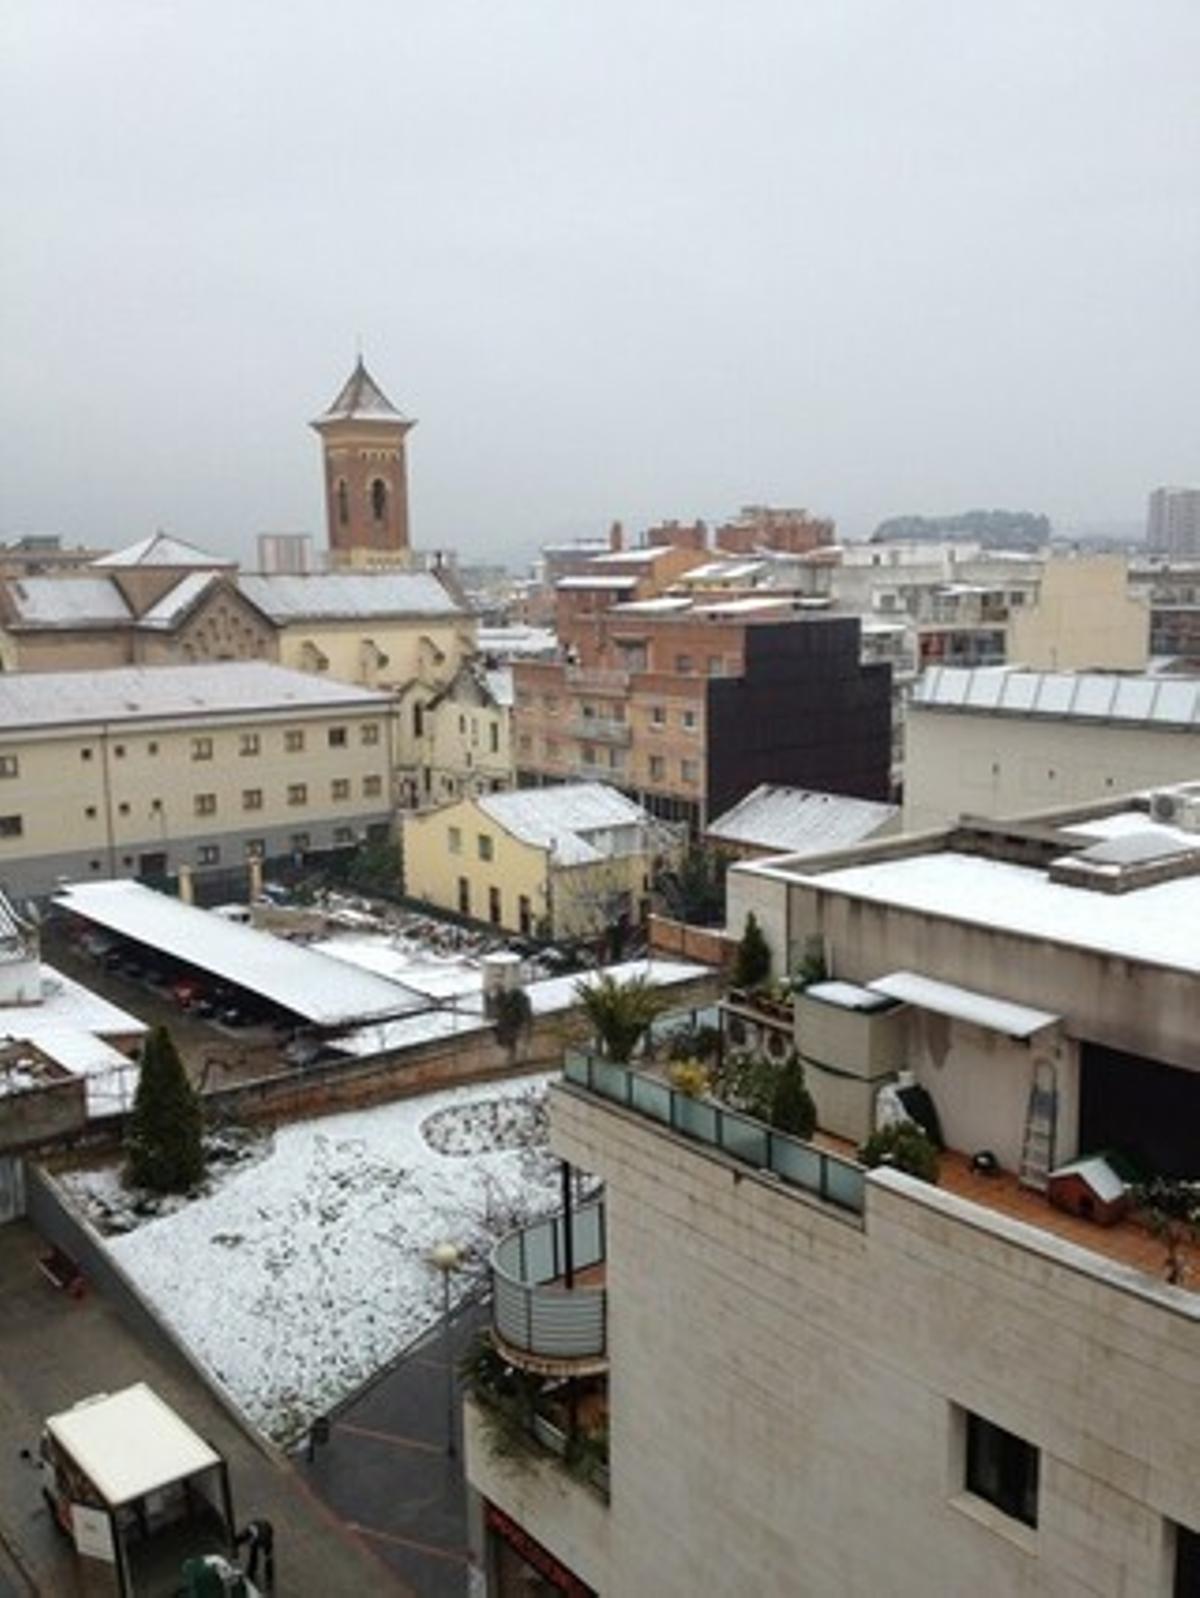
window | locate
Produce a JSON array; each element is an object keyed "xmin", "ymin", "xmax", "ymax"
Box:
[
  {"xmin": 648, "ymin": 754, "xmax": 665, "ymax": 781},
  {"xmin": 198, "ymin": 844, "xmax": 221, "ymax": 866},
  {"xmin": 361, "ymin": 723, "xmax": 380, "ymax": 746},
  {"xmin": 707, "ymin": 656, "xmax": 722, "ymax": 676},
  {"xmin": 284, "ymin": 730, "xmax": 305, "ymax": 753},
  {"xmin": 370, "ymin": 477, "xmax": 388, "ymax": 522},
  {"xmin": 334, "ymin": 827, "xmax": 355, "ymax": 845},
  {"xmin": 328, "ymin": 727, "xmax": 347, "ymax": 748},
  {"xmin": 650, "ymin": 705, "xmax": 665, "ymax": 727},
  {"xmin": 245, "ymin": 839, "xmax": 265, "ymax": 859},
  {"xmin": 449, "ymin": 826, "xmax": 462, "ymax": 854},
  {"xmin": 0, "ymin": 815, "xmax": 22, "ymax": 838},
  {"xmin": 681, "ymin": 758, "xmax": 699, "ymax": 783},
  {"xmin": 243, "ymin": 789, "xmax": 263, "ymax": 812},
  {"xmin": 290, "ymin": 832, "xmax": 311, "ymax": 854},
  {"xmin": 413, "ymin": 704, "xmax": 425, "ymax": 739},
  {"xmin": 191, "ymin": 737, "xmax": 213, "ymax": 761},
  {"xmin": 488, "ymin": 886, "xmax": 502, "ymax": 926},
  {"xmin": 239, "ymin": 733, "xmax": 260, "ymax": 756},
  {"xmin": 194, "ymin": 793, "xmax": 217, "ymax": 816},
  {"xmin": 542, "ymin": 693, "xmax": 558, "ymax": 712},
  {"xmin": 363, "ymin": 775, "xmax": 383, "ymax": 799},
  {"xmin": 457, "ymin": 876, "xmax": 470, "ymax": 915},
  {"xmin": 287, "ymin": 783, "xmax": 308, "ymax": 807},
  {"xmin": 331, "ymin": 778, "xmax": 351, "ymax": 801},
  {"xmin": 965, "ymin": 1413, "xmax": 1039, "ymax": 1529},
  {"xmin": 478, "ymin": 834, "xmax": 494, "ymax": 861},
  {"xmin": 518, "ymin": 895, "xmax": 532, "ymax": 936},
  {"xmin": 682, "ymin": 709, "xmax": 697, "ymax": 730},
  {"xmin": 675, "ymin": 654, "xmax": 693, "ymax": 673},
  {"xmin": 1176, "ymin": 1523, "xmax": 1200, "ymax": 1598},
  {"xmin": 336, "ymin": 479, "xmax": 349, "ymax": 526},
  {"xmin": 489, "ymin": 723, "xmax": 500, "ymax": 754}
]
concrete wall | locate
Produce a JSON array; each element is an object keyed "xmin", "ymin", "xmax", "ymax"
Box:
[
  {"xmin": 1007, "ymin": 557, "xmax": 1149, "ymax": 673},
  {"xmin": 276, "ymin": 614, "xmax": 472, "ymax": 695},
  {"xmin": 903, "ymin": 708, "xmax": 1200, "ymax": 831},
  {"xmin": 523, "ymin": 1086, "xmax": 1200, "ymax": 1598}
]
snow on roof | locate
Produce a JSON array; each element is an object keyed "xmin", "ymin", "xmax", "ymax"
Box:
[
  {"xmin": 477, "ymin": 625, "xmax": 558, "ymax": 658},
  {"xmin": 803, "ymin": 980, "xmax": 896, "ymax": 1012},
  {"xmin": 93, "ymin": 532, "xmax": 233, "ymax": 569},
  {"xmin": 136, "ymin": 571, "xmax": 220, "ymax": 630},
  {"xmin": 707, "ymin": 785, "xmax": 898, "ymax": 854},
  {"xmin": 484, "ymin": 666, "xmax": 514, "ymax": 707},
  {"xmin": 45, "ymin": 1383, "xmax": 222, "ymax": 1506},
  {"xmin": 54, "ymin": 882, "xmax": 426, "ymax": 1026},
  {"xmin": 27, "ymin": 1027, "xmax": 138, "ymax": 1118},
  {"xmin": 2, "ymin": 576, "xmax": 132, "ymax": 628},
  {"xmin": 693, "ymin": 596, "xmax": 794, "ymax": 615},
  {"xmin": 237, "ymin": 571, "xmax": 461, "ymax": 621},
  {"xmin": 867, "ymin": 971, "xmax": 1059, "ymax": 1038},
  {"xmin": 611, "ymin": 596, "xmax": 693, "ymax": 614},
  {"xmin": 1049, "ymin": 1156, "xmax": 1126, "ymax": 1203},
  {"xmin": 1, "ymin": 966, "xmax": 146, "ymax": 1041},
  {"xmin": 914, "ymin": 667, "xmax": 1200, "ymax": 728},
  {"xmin": 555, "ymin": 575, "xmax": 638, "ymax": 591},
  {"xmin": 680, "ymin": 559, "xmax": 765, "ymax": 582},
  {"xmin": 313, "ymin": 358, "xmax": 408, "ymax": 425},
  {"xmin": 1066, "ymin": 810, "xmax": 1200, "ymax": 849},
  {"xmin": 590, "ymin": 545, "xmax": 680, "ymax": 565},
  {"xmin": 477, "ymin": 783, "xmax": 649, "ymax": 865},
  {"xmin": 0, "ymin": 662, "xmax": 390, "ymax": 733},
  {"xmin": 808, "ymin": 850, "xmax": 1200, "ymax": 975}
]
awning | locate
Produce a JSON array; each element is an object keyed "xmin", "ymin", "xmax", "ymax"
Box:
[
  {"xmin": 45, "ymin": 1383, "xmax": 222, "ymax": 1507},
  {"xmin": 866, "ymin": 971, "xmax": 1059, "ymax": 1039}
]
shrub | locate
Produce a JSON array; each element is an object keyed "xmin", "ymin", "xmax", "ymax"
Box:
[
  {"xmin": 1129, "ymin": 1176, "xmax": 1200, "ymax": 1285},
  {"xmin": 574, "ymin": 972, "xmax": 667, "ymax": 1063},
  {"xmin": 733, "ymin": 912, "xmax": 771, "ymax": 991},
  {"xmin": 858, "ymin": 1121, "xmax": 940, "ymax": 1184},
  {"xmin": 769, "ymin": 1053, "xmax": 816, "ymax": 1139},
  {"xmin": 125, "ymin": 1026, "xmax": 205, "ymax": 1194},
  {"xmin": 668, "ymin": 1059, "xmax": 710, "ymax": 1098},
  {"xmin": 493, "ymin": 987, "xmax": 533, "ymax": 1053}
]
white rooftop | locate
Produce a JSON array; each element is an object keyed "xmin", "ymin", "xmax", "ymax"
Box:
[
  {"xmin": 137, "ymin": 571, "xmax": 220, "ymax": 630},
  {"xmin": 707, "ymin": 785, "xmax": 898, "ymax": 854},
  {"xmin": 914, "ymin": 666, "xmax": 1200, "ymax": 728},
  {"xmin": 611, "ymin": 597, "xmax": 694, "ymax": 614},
  {"xmin": 477, "ymin": 782, "xmax": 650, "ymax": 866},
  {"xmin": 555, "ymin": 575, "xmax": 638, "ymax": 591},
  {"xmin": 867, "ymin": 971, "xmax": 1059, "ymax": 1039},
  {"xmin": 477, "ymin": 625, "xmax": 558, "ymax": 658},
  {"xmin": 55, "ymin": 882, "xmax": 425, "ymax": 1027},
  {"xmin": 93, "ymin": 532, "xmax": 233, "ymax": 569},
  {"xmin": 0, "ymin": 662, "xmax": 390, "ymax": 733},
  {"xmin": 237, "ymin": 571, "xmax": 461, "ymax": 621},
  {"xmin": 2, "ymin": 576, "xmax": 132, "ymax": 628},
  {"xmin": 590, "ymin": 545, "xmax": 681, "ymax": 565},
  {"xmin": 45, "ymin": 1383, "xmax": 222, "ymax": 1506},
  {"xmin": 806, "ymin": 849, "xmax": 1200, "ymax": 976},
  {"xmin": 0, "ymin": 965, "xmax": 146, "ymax": 1041}
]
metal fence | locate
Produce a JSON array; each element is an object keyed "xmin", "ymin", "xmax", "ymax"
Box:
[
  {"xmin": 563, "ymin": 1051, "xmax": 867, "ymax": 1217},
  {"xmin": 491, "ymin": 1202, "xmax": 606, "ymax": 1360}
]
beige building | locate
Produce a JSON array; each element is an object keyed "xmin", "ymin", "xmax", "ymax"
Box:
[
  {"xmin": 904, "ymin": 666, "xmax": 1200, "ymax": 830},
  {"xmin": 1007, "ymin": 555, "xmax": 1148, "ymax": 671},
  {"xmin": 403, "ymin": 783, "xmax": 669, "ymax": 941},
  {"xmin": 0, "ymin": 663, "xmax": 396, "ymax": 897},
  {"xmin": 397, "ymin": 661, "xmax": 513, "ymax": 808},
  {"xmin": 465, "ymin": 790, "xmax": 1200, "ymax": 1595}
]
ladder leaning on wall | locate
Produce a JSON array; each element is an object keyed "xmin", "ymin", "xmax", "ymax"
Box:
[{"xmin": 1018, "ymin": 1058, "xmax": 1059, "ymax": 1192}]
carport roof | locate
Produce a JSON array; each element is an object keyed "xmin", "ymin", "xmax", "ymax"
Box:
[
  {"xmin": 45, "ymin": 1383, "xmax": 222, "ymax": 1507},
  {"xmin": 54, "ymin": 881, "xmax": 426, "ymax": 1028},
  {"xmin": 867, "ymin": 971, "xmax": 1060, "ymax": 1039}
]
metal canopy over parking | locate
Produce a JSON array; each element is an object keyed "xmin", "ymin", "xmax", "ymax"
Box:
[
  {"xmin": 867, "ymin": 971, "xmax": 1060, "ymax": 1040},
  {"xmin": 55, "ymin": 880, "xmax": 425, "ymax": 1028}
]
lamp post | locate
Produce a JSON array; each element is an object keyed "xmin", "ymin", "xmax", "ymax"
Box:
[{"xmin": 429, "ymin": 1241, "xmax": 463, "ymax": 1458}]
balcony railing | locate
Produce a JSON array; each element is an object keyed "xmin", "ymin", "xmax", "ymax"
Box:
[
  {"xmin": 565, "ymin": 666, "xmax": 631, "ymax": 694},
  {"xmin": 569, "ymin": 717, "xmax": 632, "ymax": 745},
  {"xmin": 491, "ymin": 1202, "xmax": 607, "ymax": 1366},
  {"xmin": 563, "ymin": 1051, "xmax": 866, "ymax": 1217}
]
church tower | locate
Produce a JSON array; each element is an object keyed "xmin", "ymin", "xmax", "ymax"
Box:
[{"xmin": 311, "ymin": 358, "xmax": 415, "ymax": 566}]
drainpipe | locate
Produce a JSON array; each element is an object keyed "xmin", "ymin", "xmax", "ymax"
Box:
[
  {"xmin": 561, "ymin": 1160, "xmax": 575, "ymax": 1289},
  {"xmin": 98, "ymin": 722, "xmax": 117, "ymax": 878}
]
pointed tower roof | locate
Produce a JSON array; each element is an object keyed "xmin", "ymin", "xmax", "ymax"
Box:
[{"xmin": 312, "ymin": 358, "xmax": 411, "ymax": 428}]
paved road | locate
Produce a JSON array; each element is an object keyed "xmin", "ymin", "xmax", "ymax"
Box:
[
  {"xmin": 0, "ymin": 1221, "xmax": 408, "ymax": 1596},
  {"xmin": 302, "ymin": 1300, "xmax": 488, "ymax": 1598}
]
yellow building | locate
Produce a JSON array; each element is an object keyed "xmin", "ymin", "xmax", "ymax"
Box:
[
  {"xmin": 397, "ymin": 662, "xmax": 513, "ymax": 808},
  {"xmin": 0, "ymin": 663, "xmax": 396, "ymax": 896},
  {"xmin": 402, "ymin": 783, "xmax": 669, "ymax": 942},
  {"xmin": 1006, "ymin": 554, "xmax": 1149, "ymax": 671}
]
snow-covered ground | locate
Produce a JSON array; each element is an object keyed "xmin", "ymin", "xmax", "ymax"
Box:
[{"xmin": 61, "ymin": 1074, "xmax": 558, "ymax": 1443}]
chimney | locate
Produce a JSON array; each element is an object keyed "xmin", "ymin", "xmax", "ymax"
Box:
[{"xmin": 609, "ymin": 520, "xmax": 624, "ymax": 552}]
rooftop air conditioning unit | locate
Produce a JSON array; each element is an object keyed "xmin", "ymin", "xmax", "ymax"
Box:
[{"xmin": 1149, "ymin": 786, "xmax": 1200, "ymax": 831}]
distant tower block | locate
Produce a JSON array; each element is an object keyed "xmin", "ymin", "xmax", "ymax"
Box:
[{"xmin": 311, "ymin": 358, "xmax": 416, "ymax": 563}]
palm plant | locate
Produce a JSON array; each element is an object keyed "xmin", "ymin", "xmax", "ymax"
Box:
[{"xmin": 573, "ymin": 972, "xmax": 667, "ymax": 1063}]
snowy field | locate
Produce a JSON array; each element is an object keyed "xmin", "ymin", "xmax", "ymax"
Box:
[{"xmin": 61, "ymin": 1075, "xmax": 558, "ymax": 1442}]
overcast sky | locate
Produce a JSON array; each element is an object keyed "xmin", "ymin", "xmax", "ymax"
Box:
[{"xmin": 2, "ymin": 2, "xmax": 1197, "ymax": 567}]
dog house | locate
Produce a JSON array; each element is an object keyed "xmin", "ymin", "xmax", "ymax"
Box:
[
  {"xmin": 41, "ymin": 1383, "xmax": 237, "ymax": 1596},
  {"xmin": 1047, "ymin": 1156, "xmax": 1129, "ymax": 1227}
]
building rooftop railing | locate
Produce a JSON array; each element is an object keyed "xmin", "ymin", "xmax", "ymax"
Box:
[{"xmin": 563, "ymin": 1051, "xmax": 866, "ymax": 1218}]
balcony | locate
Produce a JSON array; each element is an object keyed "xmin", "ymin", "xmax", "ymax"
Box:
[
  {"xmin": 563, "ymin": 1051, "xmax": 866, "ymax": 1216},
  {"xmin": 569, "ymin": 717, "xmax": 632, "ymax": 745},
  {"xmin": 490, "ymin": 1202, "xmax": 608, "ymax": 1375},
  {"xmin": 565, "ymin": 666, "xmax": 631, "ymax": 695}
]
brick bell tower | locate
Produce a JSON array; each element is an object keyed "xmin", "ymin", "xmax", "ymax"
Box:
[{"xmin": 311, "ymin": 357, "xmax": 415, "ymax": 564}]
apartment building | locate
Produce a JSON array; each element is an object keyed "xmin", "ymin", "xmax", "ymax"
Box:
[
  {"xmin": 1148, "ymin": 486, "xmax": 1200, "ymax": 559},
  {"xmin": 465, "ymin": 789, "xmax": 1200, "ymax": 1595},
  {"xmin": 0, "ymin": 664, "xmax": 395, "ymax": 896},
  {"xmin": 514, "ymin": 602, "xmax": 891, "ymax": 830},
  {"xmin": 396, "ymin": 660, "xmax": 513, "ymax": 807},
  {"xmin": 402, "ymin": 783, "xmax": 666, "ymax": 941},
  {"xmin": 904, "ymin": 666, "xmax": 1200, "ymax": 830}
]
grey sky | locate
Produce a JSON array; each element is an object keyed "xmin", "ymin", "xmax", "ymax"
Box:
[{"xmin": 2, "ymin": 1, "xmax": 1197, "ymax": 567}]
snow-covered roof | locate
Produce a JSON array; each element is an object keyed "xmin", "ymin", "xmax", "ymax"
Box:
[
  {"xmin": 555, "ymin": 575, "xmax": 638, "ymax": 591},
  {"xmin": 477, "ymin": 783, "xmax": 649, "ymax": 866},
  {"xmin": 55, "ymin": 881, "xmax": 426, "ymax": 1027},
  {"xmin": 611, "ymin": 596, "xmax": 693, "ymax": 614},
  {"xmin": 0, "ymin": 662, "xmax": 390, "ymax": 733},
  {"xmin": 484, "ymin": 667, "xmax": 514, "ymax": 707},
  {"xmin": 1049, "ymin": 1157, "xmax": 1126, "ymax": 1203},
  {"xmin": 2, "ymin": 576, "xmax": 132, "ymax": 628},
  {"xmin": 591, "ymin": 545, "xmax": 680, "ymax": 565},
  {"xmin": 693, "ymin": 596, "xmax": 794, "ymax": 615},
  {"xmin": 237, "ymin": 571, "xmax": 461, "ymax": 621},
  {"xmin": 136, "ymin": 571, "xmax": 220, "ymax": 630},
  {"xmin": 45, "ymin": 1383, "xmax": 222, "ymax": 1506},
  {"xmin": 707, "ymin": 785, "xmax": 898, "ymax": 854},
  {"xmin": 313, "ymin": 358, "xmax": 409, "ymax": 426},
  {"xmin": 806, "ymin": 850, "xmax": 1200, "ymax": 976},
  {"xmin": 867, "ymin": 971, "xmax": 1059, "ymax": 1038},
  {"xmin": 1, "ymin": 966, "xmax": 146, "ymax": 1041},
  {"xmin": 477, "ymin": 625, "xmax": 558, "ymax": 658},
  {"xmin": 26, "ymin": 1027, "xmax": 138, "ymax": 1118},
  {"xmin": 679, "ymin": 559, "xmax": 765, "ymax": 583},
  {"xmin": 93, "ymin": 532, "xmax": 233, "ymax": 569},
  {"xmin": 914, "ymin": 667, "xmax": 1200, "ymax": 728}
]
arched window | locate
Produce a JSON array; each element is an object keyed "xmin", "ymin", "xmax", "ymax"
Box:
[
  {"xmin": 371, "ymin": 478, "xmax": 388, "ymax": 523},
  {"xmin": 336, "ymin": 479, "xmax": 349, "ymax": 525}
]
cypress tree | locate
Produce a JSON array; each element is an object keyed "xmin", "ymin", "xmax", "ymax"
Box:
[
  {"xmin": 126, "ymin": 1025, "xmax": 205, "ymax": 1194},
  {"xmin": 733, "ymin": 912, "xmax": 771, "ymax": 990}
]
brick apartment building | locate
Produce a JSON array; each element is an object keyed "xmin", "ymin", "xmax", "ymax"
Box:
[{"xmin": 512, "ymin": 598, "xmax": 891, "ymax": 830}]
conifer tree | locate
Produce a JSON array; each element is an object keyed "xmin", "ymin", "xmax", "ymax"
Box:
[
  {"xmin": 126, "ymin": 1025, "xmax": 205, "ymax": 1194},
  {"xmin": 733, "ymin": 912, "xmax": 771, "ymax": 990}
]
